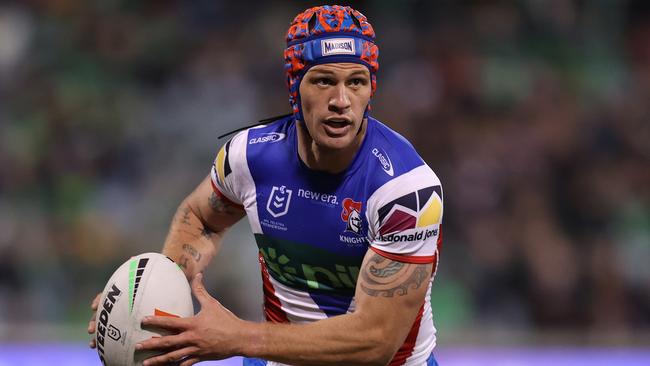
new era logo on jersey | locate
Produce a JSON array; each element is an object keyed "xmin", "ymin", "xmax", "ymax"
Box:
[
  {"xmin": 377, "ymin": 185, "xmax": 442, "ymax": 241},
  {"xmin": 372, "ymin": 148, "xmax": 394, "ymax": 176},
  {"xmin": 249, "ymin": 132, "xmax": 285, "ymax": 145},
  {"xmin": 341, "ymin": 198, "xmax": 363, "ymax": 235},
  {"xmin": 267, "ymin": 185, "xmax": 293, "ymax": 218},
  {"xmin": 298, "ymin": 189, "xmax": 338, "ymax": 206}
]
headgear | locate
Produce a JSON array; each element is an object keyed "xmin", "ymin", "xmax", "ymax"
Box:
[{"xmin": 284, "ymin": 5, "xmax": 379, "ymax": 121}]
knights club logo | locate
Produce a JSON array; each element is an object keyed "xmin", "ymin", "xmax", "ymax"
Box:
[
  {"xmin": 266, "ymin": 185, "xmax": 293, "ymax": 218},
  {"xmin": 378, "ymin": 185, "xmax": 442, "ymax": 236},
  {"xmin": 341, "ymin": 198, "xmax": 363, "ymax": 235}
]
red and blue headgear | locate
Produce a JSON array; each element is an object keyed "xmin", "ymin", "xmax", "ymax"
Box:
[{"xmin": 284, "ymin": 5, "xmax": 379, "ymax": 121}]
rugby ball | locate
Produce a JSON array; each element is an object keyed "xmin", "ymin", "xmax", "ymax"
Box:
[{"xmin": 95, "ymin": 252, "xmax": 194, "ymax": 366}]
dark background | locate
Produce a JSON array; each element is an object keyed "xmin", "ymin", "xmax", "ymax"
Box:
[{"xmin": 0, "ymin": 0, "xmax": 648, "ymax": 346}]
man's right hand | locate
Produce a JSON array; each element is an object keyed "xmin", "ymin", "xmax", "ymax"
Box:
[{"xmin": 87, "ymin": 292, "xmax": 101, "ymax": 348}]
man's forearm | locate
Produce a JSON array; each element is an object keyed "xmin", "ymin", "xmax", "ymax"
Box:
[
  {"xmin": 239, "ymin": 311, "xmax": 400, "ymax": 366},
  {"xmin": 162, "ymin": 200, "xmax": 223, "ymax": 279},
  {"xmin": 235, "ymin": 255, "xmax": 432, "ymax": 366}
]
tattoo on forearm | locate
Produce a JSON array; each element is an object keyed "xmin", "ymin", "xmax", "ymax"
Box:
[
  {"xmin": 182, "ymin": 243, "xmax": 202, "ymax": 263},
  {"xmin": 178, "ymin": 229, "xmax": 199, "ymax": 237},
  {"xmin": 175, "ymin": 207, "xmax": 214, "ymax": 239},
  {"xmin": 200, "ymin": 227, "xmax": 214, "ymax": 239},
  {"xmin": 178, "ymin": 255, "xmax": 190, "ymax": 270},
  {"xmin": 179, "ymin": 207, "xmax": 191, "ymax": 225},
  {"xmin": 360, "ymin": 253, "xmax": 429, "ymax": 297}
]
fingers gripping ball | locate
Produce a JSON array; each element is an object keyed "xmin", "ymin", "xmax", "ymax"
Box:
[{"xmin": 95, "ymin": 253, "xmax": 194, "ymax": 366}]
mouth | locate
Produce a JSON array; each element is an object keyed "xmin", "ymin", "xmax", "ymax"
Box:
[
  {"xmin": 322, "ymin": 118, "xmax": 353, "ymax": 135},
  {"xmin": 322, "ymin": 118, "xmax": 352, "ymax": 137}
]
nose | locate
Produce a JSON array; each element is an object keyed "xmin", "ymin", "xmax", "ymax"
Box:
[{"xmin": 328, "ymin": 84, "xmax": 351, "ymax": 113}]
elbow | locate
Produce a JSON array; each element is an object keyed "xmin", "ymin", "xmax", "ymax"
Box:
[
  {"xmin": 359, "ymin": 348, "xmax": 395, "ymax": 366},
  {"xmin": 365, "ymin": 354, "xmax": 393, "ymax": 366},
  {"xmin": 372, "ymin": 346, "xmax": 397, "ymax": 366},
  {"xmin": 357, "ymin": 328, "xmax": 401, "ymax": 366}
]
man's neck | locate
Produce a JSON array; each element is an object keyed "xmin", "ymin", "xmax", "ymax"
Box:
[{"xmin": 296, "ymin": 120, "xmax": 367, "ymax": 174}]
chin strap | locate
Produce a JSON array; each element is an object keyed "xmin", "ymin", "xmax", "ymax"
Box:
[
  {"xmin": 362, "ymin": 104, "xmax": 370, "ymax": 119},
  {"xmin": 357, "ymin": 117, "xmax": 366, "ymax": 136}
]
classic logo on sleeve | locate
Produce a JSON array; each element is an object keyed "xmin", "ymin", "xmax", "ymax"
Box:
[
  {"xmin": 266, "ymin": 185, "xmax": 293, "ymax": 218},
  {"xmin": 377, "ymin": 185, "xmax": 442, "ymax": 242},
  {"xmin": 372, "ymin": 148, "xmax": 394, "ymax": 176},
  {"xmin": 249, "ymin": 132, "xmax": 285, "ymax": 145}
]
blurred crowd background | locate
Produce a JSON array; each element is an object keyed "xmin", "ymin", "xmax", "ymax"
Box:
[{"xmin": 0, "ymin": 0, "xmax": 648, "ymax": 346}]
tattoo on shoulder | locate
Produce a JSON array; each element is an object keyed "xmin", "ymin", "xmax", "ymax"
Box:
[
  {"xmin": 208, "ymin": 192, "xmax": 239, "ymax": 214},
  {"xmin": 360, "ymin": 253, "xmax": 429, "ymax": 297}
]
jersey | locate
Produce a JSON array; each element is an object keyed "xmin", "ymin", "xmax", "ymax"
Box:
[{"xmin": 210, "ymin": 116, "xmax": 443, "ymax": 366}]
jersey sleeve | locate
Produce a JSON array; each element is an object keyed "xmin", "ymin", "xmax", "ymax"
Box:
[
  {"xmin": 366, "ymin": 165, "xmax": 443, "ymax": 263},
  {"xmin": 209, "ymin": 130, "xmax": 249, "ymax": 207}
]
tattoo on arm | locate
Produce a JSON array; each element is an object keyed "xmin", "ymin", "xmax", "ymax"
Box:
[
  {"xmin": 178, "ymin": 255, "xmax": 190, "ymax": 270},
  {"xmin": 360, "ymin": 253, "xmax": 429, "ymax": 297},
  {"xmin": 200, "ymin": 227, "xmax": 214, "ymax": 239},
  {"xmin": 182, "ymin": 243, "xmax": 202, "ymax": 263},
  {"xmin": 176, "ymin": 207, "xmax": 208, "ymax": 237},
  {"xmin": 208, "ymin": 192, "xmax": 239, "ymax": 214},
  {"xmin": 179, "ymin": 207, "xmax": 191, "ymax": 225}
]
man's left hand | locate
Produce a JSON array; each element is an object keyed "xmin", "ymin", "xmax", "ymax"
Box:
[{"xmin": 137, "ymin": 273, "xmax": 246, "ymax": 366}]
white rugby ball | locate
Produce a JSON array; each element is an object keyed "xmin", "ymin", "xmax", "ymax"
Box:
[{"xmin": 95, "ymin": 252, "xmax": 194, "ymax": 366}]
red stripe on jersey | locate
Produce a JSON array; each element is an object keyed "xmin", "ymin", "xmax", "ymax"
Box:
[
  {"xmin": 388, "ymin": 302, "xmax": 425, "ymax": 366},
  {"xmin": 370, "ymin": 246, "xmax": 436, "ymax": 264},
  {"xmin": 210, "ymin": 180, "xmax": 245, "ymax": 210},
  {"xmin": 431, "ymin": 226, "xmax": 442, "ymax": 277},
  {"xmin": 259, "ymin": 252, "xmax": 289, "ymax": 323}
]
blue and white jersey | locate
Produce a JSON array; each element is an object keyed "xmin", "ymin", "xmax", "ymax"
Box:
[{"xmin": 211, "ymin": 116, "xmax": 443, "ymax": 366}]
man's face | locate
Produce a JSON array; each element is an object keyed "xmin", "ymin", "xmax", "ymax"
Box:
[{"xmin": 299, "ymin": 63, "xmax": 372, "ymax": 150}]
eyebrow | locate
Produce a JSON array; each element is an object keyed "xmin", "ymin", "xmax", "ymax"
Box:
[
  {"xmin": 348, "ymin": 70, "xmax": 370, "ymax": 77},
  {"xmin": 309, "ymin": 69, "xmax": 370, "ymax": 77}
]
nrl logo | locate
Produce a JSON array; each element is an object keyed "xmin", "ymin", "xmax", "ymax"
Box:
[
  {"xmin": 107, "ymin": 324, "xmax": 121, "ymax": 342},
  {"xmin": 266, "ymin": 185, "xmax": 292, "ymax": 218},
  {"xmin": 341, "ymin": 198, "xmax": 363, "ymax": 235}
]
